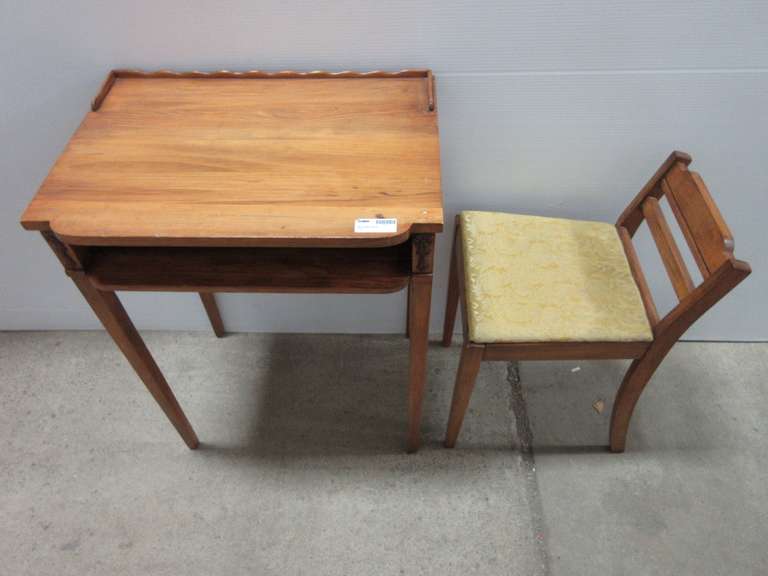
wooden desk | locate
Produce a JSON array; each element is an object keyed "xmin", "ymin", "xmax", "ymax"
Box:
[{"xmin": 20, "ymin": 69, "xmax": 443, "ymax": 452}]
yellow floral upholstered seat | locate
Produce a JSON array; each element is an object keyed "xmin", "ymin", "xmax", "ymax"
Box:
[{"xmin": 460, "ymin": 211, "xmax": 653, "ymax": 343}]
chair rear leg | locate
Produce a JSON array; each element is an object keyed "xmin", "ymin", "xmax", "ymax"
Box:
[
  {"xmin": 444, "ymin": 345, "xmax": 484, "ymax": 448},
  {"xmin": 609, "ymin": 344, "xmax": 671, "ymax": 452},
  {"xmin": 442, "ymin": 225, "xmax": 460, "ymax": 347}
]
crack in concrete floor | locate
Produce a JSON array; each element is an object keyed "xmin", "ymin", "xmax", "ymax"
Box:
[{"xmin": 508, "ymin": 361, "xmax": 551, "ymax": 576}]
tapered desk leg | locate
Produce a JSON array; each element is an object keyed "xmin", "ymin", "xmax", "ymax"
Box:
[
  {"xmin": 199, "ymin": 293, "xmax": 225, "ymax": 337},
  {"xmin": 41, "ymin": 232, "xmax": 197, "ymax": 448},
  {"xmin": 407, "ymin": 233, "xmax": 435, "ymax": 453},
  {"xmin": 407, "ymin": 274, "xmax": 432, "ymax": 453},
  {"xmin": 405, "ymin": 281, "xmax": 412, "ymax": 338},
  {"xmin": 70, "ymin": 270, "xmax": 199, "ymax": 449}
]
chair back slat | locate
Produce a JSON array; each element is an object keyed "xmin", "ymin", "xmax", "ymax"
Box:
[
  {"xmin": 660, "ymin": 177, "xmax": 710, "ymax": 278},
  {"xmin": 641, "ymin": 196, "xmax": 695, "ymax": 300},
  {"xmin": 663, "ymin": 162, "xmax": 734, "ymax": 274},
  {"xmin": 618, "ymin": 226, "xmax": 660, "ymax": 327}
]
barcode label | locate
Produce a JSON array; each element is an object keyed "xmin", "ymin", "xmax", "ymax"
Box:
[{"xmin": 354, "ymin": 218, "xmax": 398, "ymax": 233}]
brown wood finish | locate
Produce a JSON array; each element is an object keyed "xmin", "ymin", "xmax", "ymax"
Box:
[
  {"xmin": 617, "ymin": 150, "xmax": 692, "ymax": 234},
  {"xmin": 443, "ymin": 152, "xmax": 751, "ymax": 452},
  {"xmin": 85, "ymin": 245, "xmax": 411, "ymax": 293},
  {"xmin": 609, "ymin": 257, "xmax": 750, "ymax": 452},
  {"xmin": 407, "ymin": 273, "xmax": 433, "ymax": 453},
  {"xmin": 73, "ymin": 277, "xmax": 200, "ymax": 449},
  {"xmin": 199, "ymin": 293, "xmax": 225, "ymax": 338},
  {"xmin": 43, "ymin": 233, "xmax": 199, "ymax": 448},
  {"xmin": 455, "ymin": 219, "xmax": 472, "ymax": 343},
  {"xmin": 93, "ymin": 68, "xmax": 437, "ymax": 113},
  {"xmin": 110, "ymin": 68, "xmax": 433, "ymax": 80},
  {"xmin": 444, "ymin": 345, "xmax": 484, "ymax": 448},
  {"xmin": 22, "ymin": 70, "xmax": 442, "ymax": 248},
  {"xmin": 426, "ymin": 70, "xmax": 436, "ymax": 112},
  {"xmin": 439, "ymin": 217, "xmax": 472, "ymax": 346},
  {"xmin": 441, "ymin": 218, "xmax": 461, "ymax": 347},
  {"xmin": 482, "ymin": 341, "xmax": 650, "ymax": 361},
  {"xmin": 618, "ymin": 226, "xmax": 660, "ymax": 328},
  {"xmin": 664, "ymin": 163, "xmax": 735, "ymax": 273},
  {"xmin": 642, "ymin": 196, "xmax": 695, "ymax": 299},
  {"xmin": 660, "ymin": 177, "xmax": 710, "ymax": 278},
  {"xmin": 411, "ymin": 234, "xmax": 436, "ymax": 274},
  {"xmin": 22, "ymin": 70, "xmax": 443, "ymax": 451},
  {"xmin": 405, "ymin": 280, "xmax": 411, "ymax": 338},
  {"xmin": 91, "ymin": 70, "xmax": 118, "ymax": 111},
  {"xmin": 406, "ymin": 232, "xmax": 436, "ymax": 452},
  {"xmin": 41, "ymin": 231, "xmax": 87, "ymax": 269}
]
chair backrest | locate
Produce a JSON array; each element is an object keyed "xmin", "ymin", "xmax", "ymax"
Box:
[{"xmin": 615, "ymin": 151, "xmax": 751, "ymax": 341}]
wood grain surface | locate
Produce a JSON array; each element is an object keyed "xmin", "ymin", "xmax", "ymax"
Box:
[{"xmin": 21, "ymin": 72, "xmax": 442, "ymax": 247}]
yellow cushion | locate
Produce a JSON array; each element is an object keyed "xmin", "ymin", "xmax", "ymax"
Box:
[{"xmin": 460, "ymin": 211, "xmax": 653, "ymax": 343}]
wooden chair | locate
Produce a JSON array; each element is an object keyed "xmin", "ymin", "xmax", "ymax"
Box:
[{"xmin": 441, "ymin": 151, "xmax": 751, "ymax": 452}]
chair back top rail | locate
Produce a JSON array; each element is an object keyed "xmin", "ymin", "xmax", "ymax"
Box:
[
  {"xmin": 617, "ymin": 150, "xmax": 692, "ymax": 234},
  {"xmin": 662, "ymin": 162, "xmax": 735, "ymax": 274}
]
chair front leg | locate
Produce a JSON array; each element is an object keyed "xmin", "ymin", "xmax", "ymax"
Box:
[
  {"xmin": 609, "ymin": 342, "xmax": 673, "ymax": 452},
  {"xmin": 444, "ymin": 344, "xmax": 484, "ymax": 448}
]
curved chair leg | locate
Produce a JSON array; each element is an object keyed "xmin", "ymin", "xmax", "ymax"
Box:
[
  {"xmin": 609, "ymin": 344, "xmax": 672, "ymax": 452},
  {"xmin": 444, "ymin": 345, "xmax": 483, "ymax": 448},
  {"xmin": 610, "ymin": 260, "xmax": 752, "ymax": 452},
  {"xmin": 442, "ymin": 226, "xmax": 460, "ymax": 347}
]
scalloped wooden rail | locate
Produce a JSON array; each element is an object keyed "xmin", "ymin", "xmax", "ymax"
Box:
[{"xmin": 92, "ymin": 68, "xmax": 435, "ymax": 112}]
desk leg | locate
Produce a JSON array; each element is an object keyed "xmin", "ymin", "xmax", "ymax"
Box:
[
  {"xmin": 407, "ymin": 234, "xmax": 435, "ymax": 453},
  {"xmin": 71, "ymin": 271, "xmax": 199, "ymax": 449},
  {"xmin": 199, "ymin": 293, "xmax": 225, "ymax": 337},
  {"xmin": 405, "ymin": 281, "xmax": 411, "ymax": 338},
  {"xmin": 407, "ymin": 274, "xmax": 432, "ymax": 453},
  {"xmin": 41, "ymin": 232, "xmax": 198, "ymax": 449}
]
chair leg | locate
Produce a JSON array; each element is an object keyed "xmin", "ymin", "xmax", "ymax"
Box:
[
  {"xmin": 444, "ymin": 345, "xmax": 484, "ymax": 448},
  {"xmin": 609, "ymin": 344, "xmax": 671, "ymax": 452},
  {"xmin": 442, "ymin": 227, "xmax": 460, "ymax": 347}
]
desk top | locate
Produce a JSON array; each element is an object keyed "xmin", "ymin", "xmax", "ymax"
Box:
[{"xmin": 21, "ymin": 70, "xmax": 443, "ymax": 247}]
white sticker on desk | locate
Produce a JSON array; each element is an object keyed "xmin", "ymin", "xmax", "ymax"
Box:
[{"xmin": 354, "ymin": 218, "xmax": 398, "ymax": 233}]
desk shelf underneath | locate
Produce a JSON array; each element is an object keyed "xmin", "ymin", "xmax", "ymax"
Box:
[{"xmin": 84, "ymin": 244, "xmax": 412, "ymax": 294}]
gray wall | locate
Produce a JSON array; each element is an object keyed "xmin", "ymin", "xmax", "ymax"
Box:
[{"xmin": 2, "ymin": 1, "xmax": 766, "ymax": 340}]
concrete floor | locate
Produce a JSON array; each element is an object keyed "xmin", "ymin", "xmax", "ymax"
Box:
[{"xmin": 0, "ymin": 332, "xmax": 766, "ymax": 575}]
